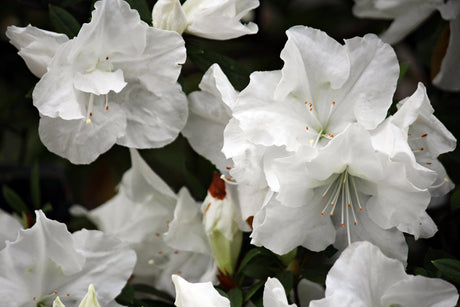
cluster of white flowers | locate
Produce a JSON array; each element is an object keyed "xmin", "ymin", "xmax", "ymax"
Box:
[{"xmin": 3, "ymin": 0, "xmax": 459, "ymax": 306}]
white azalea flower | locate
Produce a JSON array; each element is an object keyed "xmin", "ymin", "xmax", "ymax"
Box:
[
  {"xmin": 309, "ymin": 241, "xmax": 459, "ymax": 307},
  {"xmin": 172, "ymin": 275, "xmax": 297, "ymax": 307},
  {"xmin": 0, "ymin": 210, "xmax": 136, "ymax": 307},
  {"xmin": 353, "ymin": 0, "xmax": 460, "ymax": 91},
  {"xmin": 152, "ymin": 0, "xmax": 259, "ymax": 40},
  {"xmin": 222, "ymin": 26, "xmax": 437, "ymax": 261},
  {"xmin": 7, "ymin": 0, "xmax": 188, "ymax": 164},
  {"xmin": 76, "ymin": 149, "xmax": 216, "ymax": 295}
]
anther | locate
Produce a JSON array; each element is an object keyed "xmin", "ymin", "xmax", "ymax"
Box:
[
  {"xmin": 320, "ymin": 212, "xmax": 324, "ymax": 216},
  {"xmin": 66, "ymin": 293, "xmax": 70, "ymax": 297},
  {"xmin": 309, "ymin": 108, "xmax": 313, "ymax": 111},
  {"xmin": 306, "ymin": 126, "xmax": 309, "ymax": 130},
  {"xmin": 226, "ymin": 166, "xmax": 232, "ymax": 170},
  {"xmin": 421, "ymin": 133, "xmax": 428, "ymax": 138},
  {"xmin": 174, "ymin": 251, "xmax": 179, "ymax": 254},
  {"xmin": 158, "ymin": 251, "xmax": 163, "ymax": 255},
  {"xmin": 33, "ymin": 297, "xmax": 36, "ymax": 301},
  {"xmin": 332, "ymin": 101, "xmax": 336, "ymax": 105},
  {"xmin": 177, "ymin": 270, "xmax": 182, "ymax": 274},
  {"xmin": 304, "ymin": 101, "xmax": 308, "ymax": 104},
  {"xmin": 106, "ymin": 56, "xmax": 109, "ymax": 60},
  {"xmin": 331, "ymin": 202, "xmax": 335, "ymax": 206},
  {"xmin": 328, "ymin": 133, "xmax": 334, "ymax": 138},
  {"xmin": 348, "ymin": 203, "xmax": 351, "ymax": 207},
  {"xmin": 54, "ymin": 290, "xmax": 58, "ymax": 294},
  {"xmin": 408, "ymin": 133, "xmax": 412, "ymax": 136},
  {"xmin": 420, "ymin": 147, "xmax": 424, "ymax": 151},
  {"xmin": 354, "ymin": 221, "xmax": 357, "ymax": 225},
  {"xmin": 426, "ymin": 162, "xmax": 432, "ymax": 165},
  {"xmin": 340, "ymin": 223, "xmax": 344, "ymax": 227}
]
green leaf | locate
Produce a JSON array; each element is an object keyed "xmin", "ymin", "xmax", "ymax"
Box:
[
  {"xmin": 300, "ymin": 264, "xmax": 331, "ymax": 286},
  {"xmin": 243, "ymin": 281, "xmax": 264, "ymax": 303},
  {"xmin": 126, "ymin": 0, "xmax": 152, "ymax": 24},
  {"xmin": 228, "ymin": 288, "xmax": 243, "ymax": 307},
  {"xmin": 237, "ymin": 247, "xmax": 274, "ymax": 276},
  {"xmin": 115, "ymin": 284, "xmax": 135, "ymax": 305},
  {"xmin": 398, "ymin": 62, "xmax": 410, "ymax": 82},
  {"xmin": 41, "ymin": 202, "xmax": 53, "ymax": 213},
  {"xmin": 132, "ymin": 284, "xmax": 175, "ymax": 302},
  {"xmin": 432, "ymin": 258, "xmax": 460, "ymax": 284},
  {"xmin": 186, "ymin": 39, "xmax": 250, "ymax": 91},
  {"xmin": 48, "ymin": 4, "xmax": 81, "ymax": 38},
  {"xmin": 30, "ymin": 163, "xmax": 40, "ymax": 209},
  {"xmin": 2, "ymin": 185, "xmax": 30, "ymax": 214},
  {"xmin": 134, "ymin": 299, "xmax": 175, "ymax": 307}
]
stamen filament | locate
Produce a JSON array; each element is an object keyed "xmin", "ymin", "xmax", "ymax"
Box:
[{"xmin": 86, "ymin": 94, "xmax": 94, "ymax": 124}]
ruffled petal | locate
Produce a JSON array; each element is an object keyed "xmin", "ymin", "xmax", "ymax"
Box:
[
  {"xmin": 251, "ymin": 195, "xmax": 336, "ymax": 254},
  {"xmin": 173, "ymin": 275, "xmax": 230, "ymax": 307},
  {"xmin": 38, "ymin": 99, "xmax": 127, "ymax": 164},
  {"xmin": 74, "ymin": 69, "xmax": 127, "ymax": 95},
  {"xmin": 152, "ymin": 0, "xmax": 188, "ymax": 34},
  {"xmin": 115, "ymin": 83, "xmax": 188, "ymax": 149},
  {"xmin": 6, "ymin": 25, "xmax": 68, "ymax": 78},
  {"xmin": 0, "ymin": 211, "xmax": 22, "ymax": 250},
  {"xmin": 381, "ymin": 275, "xmax": 459, "ymax": 307},
  {"xmin": 164, "ymin": 188, "xmax": 211, "ymax": 255},
  {"xmin": 182, "ymin": 0, "xmax": 259, "ymax": 40},
  {"xmin": 263, "ymin": 277, "xmax": 296, "ymax": 307}
]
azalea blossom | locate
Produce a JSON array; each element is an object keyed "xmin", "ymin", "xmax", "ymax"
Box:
[
  {"xmin": 0, "ymin": 209, "xmax": 23, "ymax": 249},
  {"xmin": 73, "ymin": 149, "xmax": 216, "ymax": 295},
  {"xmin": 6, "ymin": 0, "xmax": 188, "ymax": 164},
  {"xmin": 309, "ymin": 241, "xmax": 459, "ymax": 307},
  {"xmin": 152, "ymin": 0, "xmax": 259, "ymax": 40},
  {"xmin": 353, "ymin": 0, "xmax": 460, "ymax": 91},
  {"xmin": 222, "ymin": 26, "xmax": 445, "ymax": 262},
  {"xmin": 0, "ymin": 210, "xmax": 136, "ymax": 307}
]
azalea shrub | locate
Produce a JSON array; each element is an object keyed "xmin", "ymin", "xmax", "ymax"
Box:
[{"xmin": 1, "ymin": 0, "xmax": 460, "ymax": 306}]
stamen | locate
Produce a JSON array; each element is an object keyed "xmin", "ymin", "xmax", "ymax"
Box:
[
  {"xmin": 86, "ymin": 94, "xmax": 94, "ymax": 124},
  {"xmin": 350, "ymin": 176, "xmax": 363, "ymax": 212},
  {"xmin": 105, "ymin": 95, "xmax": 109, "ymax": 111}
]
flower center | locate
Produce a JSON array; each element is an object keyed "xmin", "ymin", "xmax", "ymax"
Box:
[
  {"xmin": 304, "ymin": 100, "xmax": 336, "ymax": 146},
  {"xmin": 319, "ymin": 168, "xmax": 363, "ymax": 245}
]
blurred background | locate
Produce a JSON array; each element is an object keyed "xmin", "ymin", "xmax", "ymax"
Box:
[{"xmin": 1, "ymin": 0, "xmax": 459, "ymax": 279}]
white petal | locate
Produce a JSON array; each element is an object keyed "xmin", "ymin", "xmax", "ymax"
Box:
[
  {"xmin": 433, "ymin": 18, "xmax": 460, "ymax": 91},
  {"xmin": 337, "ymin": 34, "xmax": 398, "ymax": 130},
  {"xmin": 74, "ymin": 69, "xmax": 127, "ymax": 95},
  {"xmin": 380, "ymin": 5, "xmax": 436, "ymax": 44},
  {"xmin": 72, "ymin": 0, "xmax": 147, "ymax": 58},
  {"xmin": 381, "ymin": 275, "xmax": 459, "ymax": 307},
  {"xmin": 0, "ymin": 210, "xmax": 85, "ymax": 305},
  {"xmin": 311, "ymin": 241, "xmax": 408, "ymax": 307},
  {"xmin": 121, "ymin": 148, "xmax": 177, "ymax": 204},
  {"xmin": 53, "ymin": 296, "xmax": 66, "ymax": 307},
  {"xmin": 172, "ymin": 275, "xmax": 230, "ymax": 307},
  {"xmin": 182, "ymin": 64, "xmax": 237, "ymax": 173},
  {"xmin": 38, "ymin": 100, "xmax": 127, "ymax": 164},
  {"xmin": 0, "ymin": 210, "xmax": 22, "ymax": 250},
  {"xmin": 251, "ymin": 195, "xmax": 336, "ymax": 255},
  {"xmin": 32, "ymin": 41, "xmax": 86, "ymax": 120},
  {"xmin": 275, "ymin": 26, "xmax": 350, "ymax": 100},
  {"xmin": 6, "ymin": 25, "xmax": 68, "ymax": 78},
  {"xmin": 114, "ymin": 27, "xmax": 186, "ymax": 93},
  {"xmin": 115, "ymin": 83, "xmax": 188, "ymax": 149},
  {"xmin": 164, "ymin": 188, "xmax": 211, "ymax": 255},
  {"xmin": 263, "ymin": 277, "xmax": 296, "ymax": 307},
  {"xmin": 65, "ymin": 230, "xmax": 136, "ymax": 306},
  {"xmin": 182, "ymin": 0, "xmax": 259, "ymax": 40},
  {"xmin": 152, "ymin": 0, "xmax": 188, "ymax": 34}
]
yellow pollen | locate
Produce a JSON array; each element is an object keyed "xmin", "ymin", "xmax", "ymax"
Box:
[
  {"xmin": 86, "ymin": 118, "xmax": 92, "ymax": 124},
  {"xmin": 148, "ymin": 259, "xmax": 155, "ymax": 265},
  {"xmin": 309, "ymin": 139, "xmax": 314, "ymax": 144},
  {"xmin": 444, "ymin": 178, "xmax": 450, "ymax": 182}
]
